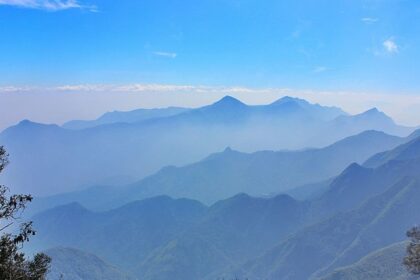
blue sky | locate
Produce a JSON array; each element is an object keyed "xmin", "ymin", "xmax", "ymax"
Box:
[
  {"xmin": 0, "ymin": 0, "xmax": 419, "ymax": 91},
  {"xmin": 0, "ymin": 0, "xmax": 420, "ymax": 129}
]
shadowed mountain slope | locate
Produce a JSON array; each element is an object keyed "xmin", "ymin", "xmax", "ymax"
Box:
[
  {"xmin": 364, "ymin": 131, "xmax": 420, "ymax": 168},
  {"xmin": 222, "ymin": 176, "xmax": 420, "ymax": 280},
  {"xmin": 126, "ymin": 147, "xmax": 420, "ymax": 280},
  {"xmin": 31, "ymin": 196, "xmax": 206, "ymax": 272},
  {"xmin": 137, "ymin": 193, "xmax": 308, "ymax": 280},
  {"xmin": 317, "ymin": 242, "xmax": 414, "ymax": 280},
  {"xmin": 45, "ymin": 247, "xmax": 135, "ymax": 280},
  {"xmin": 31, "ymin": 137, "xmax": 420, "ymax": 280},
  {"xmin": 216, "ymin": 137, "xmax": 420, "ymax": 280}
]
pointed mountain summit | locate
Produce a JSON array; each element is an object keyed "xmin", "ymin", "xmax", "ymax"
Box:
[
  {"xmin": 270, "ymin": 96, "xmax": 309, "ymax": 106},
  {"xmin": 208, "ymin": 95, "xmax": 247, "ymax": 109},
  {"xmin": 331, "ymin": 106, "xmax": 412, "ymax": 137},
  {"xmin": 190, "ymin": 95, "xmax": 250, "ymax": 123},
  {"xmin": 0, "ymin": 119, "xmax": 63, "ymax": 139},
  {"xmin": 363, "ymin": 107, "xmax": 380, "ymax": 114},
  {"xmin": 348, "ymin": 107, "xmax": 394, "ymax": 123},
  {"xmin": 358, "ymin": 108, "xmax": 393, "ymax": 121}
]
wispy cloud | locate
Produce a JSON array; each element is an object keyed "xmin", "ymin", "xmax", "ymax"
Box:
[
  {"xmin": 361, "ymin": 17, "xmax": 378, "ymax": 24},
  {"xmin": 0, "ymin": 84, "xmax": 289, "ymax": 95},
  {"xmin": 0, "ymin": 0, "xmax": 96, "ymax": 11},
  {"xmin": 313, "ymin": 66, "xmax": 328, "ymax": 73},
  {"xmin": 383, "ymin": 38, "xmax": 398, "ymax": 54},
  {"xmin": 153, "ymin": 51, "xmax": 177, "ymax": 58},
  {"xmin": 55, "ymin": 84, "xmax": 195, "ymax": 92}
]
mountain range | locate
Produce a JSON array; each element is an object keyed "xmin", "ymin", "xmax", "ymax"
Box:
[
  {"xmin": 29, "ymin": 135, "xmax": 420, "ymax": 280},
  {"xmin": 0, "ymin": 96, "xmax": 414, "ymax": 196},
  {"xmin": 30, "ymin": 196, "xmax": 206, "ymax": 273},
  {"xmin": 62, "ymin": 107, "xmax": 189, "ymax": 130},
  {"xmin": 220, "ymin": 137, "xmax": 420, "ymax": 280},
  {"xmin": 27, "ymin": 129, "xmax": 415, "ymax": 215}
]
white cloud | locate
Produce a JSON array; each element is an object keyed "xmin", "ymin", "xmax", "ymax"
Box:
[
  {"xmin": 153, "ymin": 51, "xmax": 177, "ymax": 58},
  {"xmin": 361, "ymin": 17, "xmax": 378, "ymax": 24},
  {"xmin": 0, "ymin": 0, "xmax": 96, "ymax": 11},
  {"xmin": 383, "ymin": 38, "xmax": 398, "ymax": 54}
]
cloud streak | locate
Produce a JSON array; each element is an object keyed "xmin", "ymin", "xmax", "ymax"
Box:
[
  {"xmin": 0, "ymin": 0, "xmax": 96, "ymax": 11},
  {"xmin": 313, "ymin": 66, "xmax": 328, "ymax": 73},
  {"xmin": 153, "ymin": 51, "xmax": 177, "ymax": 58},
  {"xmin": 361, "ymin": 17, "xmax": 378, "ymax": 24},
  {"xmin": 0, "ymin": 84, "xmax": 288, "ymax": 95}
]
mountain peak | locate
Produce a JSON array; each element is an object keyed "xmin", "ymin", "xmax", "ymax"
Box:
[
  {"xmin": 16, "ymin": 119, "xmax": 60, "ymax": 129},
  {"xmin": 1, "ymin": 119, "xmax": 61, "ymax": 136},
  {"xmin": 270, "ymin": 96, "xmax": 308, "ymax": 106},
  {"xmin": 340, "ymin": 162, "xmax": 370, "ymax": 178},
  {"xmin": 212, "ymin": 96, "xmax": 246, "ymax": 107},
  {"xmin": 358, "ymin": 108, "xmax": 392, "ymax": 119},
  {"xmin": 337, "ymin": 107, "xmax": 395, "ymax": 125},
  {"xmin": 361, "ymin": 108, "xmax": 396, "ymax": 123},
  {"xmin": 223, "ymin": 146, "xmax": 234, "ymax": 153},
  {"xmin": 18, "ymin": 119, "xmax": 35, "ymax": 126},
  {"xmin": 363, "ymin": 107, "xmax": 380, "ymax": 114}
]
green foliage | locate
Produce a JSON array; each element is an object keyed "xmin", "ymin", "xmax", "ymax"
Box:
[
  {"xmin": 0, "ymin": 235, "xmax": 51, "ymax": 280},
  {"xmin": 0, "ymin": 146, "xmax": 51, "ymax": 280},
  {"xmin": 404, "ymin": 226, "xmax": 420, "ymax": 275}
]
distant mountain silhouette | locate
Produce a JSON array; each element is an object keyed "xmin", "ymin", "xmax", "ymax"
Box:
[
  {"xmin": 0, "ymin": 96, "xmax": 414, "ymax": 196},
  {"xmin": 63, "ymin": 107, "xmax": 189, "ymax": 129},
  {"xmin": 326, "ymin": 107, "xmax": 411, "ymax": 142},
  {"xmin": 269, "ymin": 96, "xmax": 347, "ymax": 121}
]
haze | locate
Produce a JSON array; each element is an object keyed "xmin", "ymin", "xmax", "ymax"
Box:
[{"xmin": 1, "ymin": 1, "xmax": 420, "ymax": 280}]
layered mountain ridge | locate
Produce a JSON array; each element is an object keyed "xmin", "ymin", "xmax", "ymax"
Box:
[
  {"xmin": 27, "ymin": 129, "xmax": 411, "ymax": 214},
  {"xmin": 0, "ymin": 96, "xmax": 413, "ymax": 196},
  {"xmin": 30, "ymin": 136, "xmax": 420, "ymax": 280}
]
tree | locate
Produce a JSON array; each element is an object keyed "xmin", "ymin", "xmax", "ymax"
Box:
[
  {"xmin": 404, "ymin": 226, "xmax": 420, "ymax": 275},
  {"xmin": 0, "ymin": 146, "xmax": 51, "ymax": 279}
]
